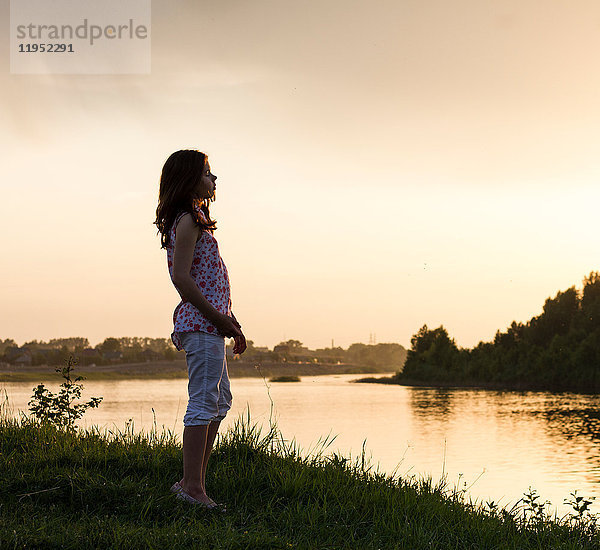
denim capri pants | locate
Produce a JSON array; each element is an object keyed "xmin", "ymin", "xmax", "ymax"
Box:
[{"xmin": 178, "ymin": 331, "xmax": 233, "ymax": 426}]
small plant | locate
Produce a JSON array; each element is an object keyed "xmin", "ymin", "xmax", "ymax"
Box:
[
  {"xmin": 485, "ymin": 499, "xmax": 499, "ymax": 515},
  {"xmin": 519, "ymin": 487, "xmax": 552, "ymax": 527},
  {"xmin": 28, "ymin": 355, "xmax": 103, "ymax": 431},
  {"xmin": 269, "ymin": 375, "xmax": 301, "ymax": 383},
  {"xmin": 563, "ymin": 490, "xmax": 598, "ymax": 534},
  {"xmin": 564, "ymin": 490, "xmax": 595, "ymax": 517}
]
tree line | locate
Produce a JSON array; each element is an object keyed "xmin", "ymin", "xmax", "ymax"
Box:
[
  {"xmin": 0, "ymin": 336, "xmax": 407, "ymax": 370},
  {"xmin": 395, "ymin": 272, "xmax": 600, "ymax": 393}
]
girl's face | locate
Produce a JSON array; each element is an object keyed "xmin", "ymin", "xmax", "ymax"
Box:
[{"xmin": 193, "ymin": 161, "xmax": 217, "ymax": 200}]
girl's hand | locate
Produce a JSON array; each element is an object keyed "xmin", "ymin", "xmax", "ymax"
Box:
[
  {"xmin": 233, "ymin": 333, "xmax": 247, "ymax": 355},
  {"xmin": 212, "ymin": 313, "xmax": 243, "ymax": 339}
]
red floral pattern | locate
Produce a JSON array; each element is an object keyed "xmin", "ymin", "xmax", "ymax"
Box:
[{"xmin": 166, "ymin": 206, "xmax": 232, "ymax": 350}]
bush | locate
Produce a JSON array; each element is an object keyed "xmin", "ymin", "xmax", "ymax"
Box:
[{"xmin": 28, "ymin": 355, "xmax": 103, "ymax": 432}]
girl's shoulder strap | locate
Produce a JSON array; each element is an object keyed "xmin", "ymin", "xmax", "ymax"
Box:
[
  {"xmin": 174, "ymin": 211, "xmax": 188, "ymax": 225},
  {"xmin": 196, "ymin": 209, "xmax": 208, "ymax": 224},
  {"xmin": 170, "ymin": 211, "xmax": 190, "ymax": 239},
  {"xmin": 192, "ymin": 199, "xmax": 208, "ymax": 224}
]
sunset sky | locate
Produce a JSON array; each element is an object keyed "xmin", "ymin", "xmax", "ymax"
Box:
[{"xmin": 1, "ymin": 0, "xmax": 599, "ymax": 350}]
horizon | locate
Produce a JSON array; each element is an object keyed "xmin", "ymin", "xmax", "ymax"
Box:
[
  {"xmin": 4, "ymin": 267, "xmax": 597, "ymax": 352},
  {"xmin": 3, "ymin": 334, "xmax": 402, "ymax": 351}
]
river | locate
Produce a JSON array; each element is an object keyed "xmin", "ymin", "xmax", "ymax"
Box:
[{"xmin": 3, "ymin": 373, "xmax": 600, "ymax": 516}]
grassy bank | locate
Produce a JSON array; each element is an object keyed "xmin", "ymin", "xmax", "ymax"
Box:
[
  {"xmin": 0, "ymin": 360, "xmax": 393, "ymax": 382},
  {"xmin": 1, "ymin": 399, "xmax": 599, "ymax": 548}
]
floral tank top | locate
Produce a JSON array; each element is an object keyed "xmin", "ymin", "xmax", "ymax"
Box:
[{"xmin": 166, "ymin": 203, "xmax": 232, "ymax": 351}]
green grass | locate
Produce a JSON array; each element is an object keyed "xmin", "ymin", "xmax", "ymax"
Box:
[{"xmin": 1, "ymin": 395, "xmax": 599, "ymax": 549}]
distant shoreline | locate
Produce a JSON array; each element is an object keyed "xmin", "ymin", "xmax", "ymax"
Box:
[
  {"xmin": 354, "ymin": 374, "xmax": 590, "ymax": 394},
  {"xmin": 0, "ymin": 360, "xmax": 396, "ymax": 382}
]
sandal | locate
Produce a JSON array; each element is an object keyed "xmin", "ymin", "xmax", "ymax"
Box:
[{"xmin": 170, "ymin": 482, "xmax": 227, "ymax": 512}]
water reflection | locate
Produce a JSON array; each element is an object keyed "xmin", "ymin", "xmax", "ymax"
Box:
[
  {"xmin": 542, "ymin": 406, "xmax": 600, "ymax": 440},
  {"xmin": 410, "ymin": 388, "xmax": 454, "ymax": 418}
]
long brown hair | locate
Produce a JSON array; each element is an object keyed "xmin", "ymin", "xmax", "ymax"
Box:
[{"xmin": 154, "ymin": 149, "xmax": 217, "ymax": 249}]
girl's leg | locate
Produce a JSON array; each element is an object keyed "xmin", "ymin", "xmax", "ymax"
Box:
[
  {"xmin": 181, "ymin": 425, "xmax": 214, "ymax": 504},
  {"xmin": 178, "ymin": 332, "xmax": 227, "ymax": 505},
  {"xmin": 201, "ymin": 419, "xmax": 221, "ymax": 492},
  {"xmin": 200, "ymin": 347, "xmax": 232, "ymax": 493}
]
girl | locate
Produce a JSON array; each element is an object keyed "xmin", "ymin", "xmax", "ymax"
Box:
[{"xmin": 155, "ymin": 149, "xmax": 246, "ymax": 510}]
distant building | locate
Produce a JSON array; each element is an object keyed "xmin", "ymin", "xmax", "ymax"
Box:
[
  {"xmin": 14, "ymin": 352, "xmax": 32, "ymax": 366},
  {"xmin": 141, "ymin": 349, "xmax": 161, "ymax": 362},
  {"xmin": 102, "ymin": 351, "xmax": 123, "ymax": 362},
  {"xmin": 81, "ymin": 348, "xmax": 101, "ymax": 359}
]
